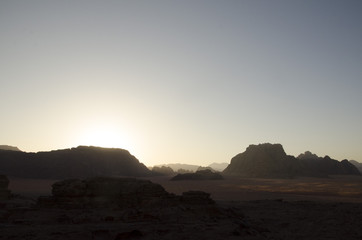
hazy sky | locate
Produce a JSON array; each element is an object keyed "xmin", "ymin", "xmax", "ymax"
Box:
[{"xmin": 1, "ymin": 0, "xmax": 362, "ymax": 166}]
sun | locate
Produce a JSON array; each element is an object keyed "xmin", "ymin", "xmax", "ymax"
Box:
[{"xmin": 78, "ymin": 125, "xmax": 131, "ymax": 150}]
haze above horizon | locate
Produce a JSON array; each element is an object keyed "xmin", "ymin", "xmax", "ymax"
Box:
[{"xmin": 1, "ymin": 0, "xmax": 361, "ymax": 166}]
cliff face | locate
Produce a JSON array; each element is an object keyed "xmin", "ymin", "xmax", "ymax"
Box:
[
  {"xmin": 223, "ymin": 143, "xmax": 361, "ymax": 178},
  {"xmin": 0, "ymin": 146, "xmax": 152, "ymax": 179}
]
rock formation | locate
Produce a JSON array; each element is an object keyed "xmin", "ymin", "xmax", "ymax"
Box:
[
  {"xmin": 38, "ymin": 177, "xmax": 214, "ymax": 209},
  {"xmin": 223, "ymin": 143, "xmax": 299, "ymax": 178},
  {"xmin": 171, "ymin": 169, "xmax": 224, "ymax": 181},
  {"xmin": 0, "ymin": 175, "xmax": 11, "ymax": 200},
  {"xmin": 297, "ymin": 152, "xmax": 361, "ymax": 177},
  {"xmin": 0, "ymin": 146, "xmax": 153, "ymax": 179},
  {"xmin": 223, "ymin": 143, "xmax": 361, "ymax": 178}
]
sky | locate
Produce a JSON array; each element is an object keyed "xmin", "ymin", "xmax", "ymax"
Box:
[{"xmin": 1, "ymin": 0, "xmax": 362, "ymax": 166}]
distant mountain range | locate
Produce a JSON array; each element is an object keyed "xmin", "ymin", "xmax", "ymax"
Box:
[
  {"xmin": 0, "ymin": 146, "xmax": 153, "ymax": 179},
  {"xmin": 155, "ymin": 162, "xmax": 228, "ymax": 172},
  {"xmin": 1, "ymin": 143, "xmax": 360, "ymax": 180},
  {"xmin": 223, "ymin": 143, "xmax": 361, "ymax": 178}
]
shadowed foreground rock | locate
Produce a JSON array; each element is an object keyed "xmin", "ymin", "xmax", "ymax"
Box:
[
  {"xmin": 39, "ymin": 177, "xmax": 173, "ymax": 209},
  {"xmin": 38, "ymin": 177, "xmax": 215, "ymax": 209},
  {"xmin": 1, "ymin": 177, "xmax": 266, "ymax": 240},
  {"xmin": 0, "ymin": 175, "xmax": 11, "ymax": 200}
]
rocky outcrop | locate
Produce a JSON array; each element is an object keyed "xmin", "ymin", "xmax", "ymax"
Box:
[
  {"xmin": 0, "ymin": 175, "xmax": 11, "ymax": 200},
  {"xmin": 171, "ymin": 169, "xmax": 224, "ymax": 181},
  {"xmin": 1, "ymin": 178, "xmax": 263, "ymax": 240},
  {"xmin": 39, "ymin": 177, "xmax": 172, "ymax": 209},
  {"xmin": 0, "ymin": 146, "xmax": 153, "ymax": 179},
  {"xmin": 223, "ymin": 143, "xmax": 361, "ymax": 178}
]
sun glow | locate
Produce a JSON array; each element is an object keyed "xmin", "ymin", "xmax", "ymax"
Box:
[{"xmin": 78, "ymin": 125, "xmax": 132, "ymax": 150}]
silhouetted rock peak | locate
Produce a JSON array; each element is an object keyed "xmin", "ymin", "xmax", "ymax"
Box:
[
  {"xmin": 223, "ymin": 143, "xmax": 361, "ymax": 178},
  {"xmin": 246, "ymin": 143, "xmax": 286, "ymax": 157},
  {"xmin": 223, "ymin": 143, "xmax": 297, "ymax": 178},
  {"xmin": 0, "ymin": 145, "xmax": 21, "ymax": 152},
  {"xmin": 297, "ymin": 151, "xmax": 319, "ymax": 160}
]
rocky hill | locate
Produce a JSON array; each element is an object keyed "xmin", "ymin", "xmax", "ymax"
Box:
[
  {"xmin": 223, "ymin": 143, "xmax": 361, "ymax": 178},
  {"xmin": 0, "ymin": 146, "xmax": 153, "ymax": 179}
]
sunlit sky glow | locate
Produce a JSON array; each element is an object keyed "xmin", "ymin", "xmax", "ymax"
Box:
[{"xmin": 1, "ymin": 0, "xmax": 362, "ymax": 166}]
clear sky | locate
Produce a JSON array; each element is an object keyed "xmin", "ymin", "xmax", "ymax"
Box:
[{"xmin": 1, "ymin": 0, "xmax": 361, "ymax": 166}]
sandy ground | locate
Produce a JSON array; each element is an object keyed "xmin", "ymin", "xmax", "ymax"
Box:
[{"xmin": 2, "ymin": 175, "xmax": 362, "ymax": 239}]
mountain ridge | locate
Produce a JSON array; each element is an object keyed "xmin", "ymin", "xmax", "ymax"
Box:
[{"xmin": 0, "ymin": 146, "xmax": 153, "ymax": 179}]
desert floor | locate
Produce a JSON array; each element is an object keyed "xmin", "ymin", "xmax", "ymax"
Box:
[{"xmin": 2, "ymin": 175, "xmax": 362, "ymax": 239}]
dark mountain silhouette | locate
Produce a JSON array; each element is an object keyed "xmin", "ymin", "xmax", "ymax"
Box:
[
  {"xmin": 155, "ymin": 163, "xmax": 200, "ymax": 172},
  {"xmin": 196, "ymin": 166, "xmax": 216, "ymax": 172},
  {"xmin": 171, "ymin": 169, "xmax": 224, "ymax": 181},
  {"xmin": 0, "ymin": 146, "xmax": 153, "ymax": 179},
  {"xmin": 350, "ymin": 160, "xmax": 362, "ymax": 173},
  {"xmin": 297, "ymin": 152, "xmax": 361, "ymax": 177},
  {"xmin": 223, "ymin": 143, "xmax": 361, "ymax": 178},
  {"xmin": 223, "ymin": 143, "xmax": 299, "ymax": 178},
  {"xmin": 0, "ymin": 145, "xmax": 21, "ymax": 152}
]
